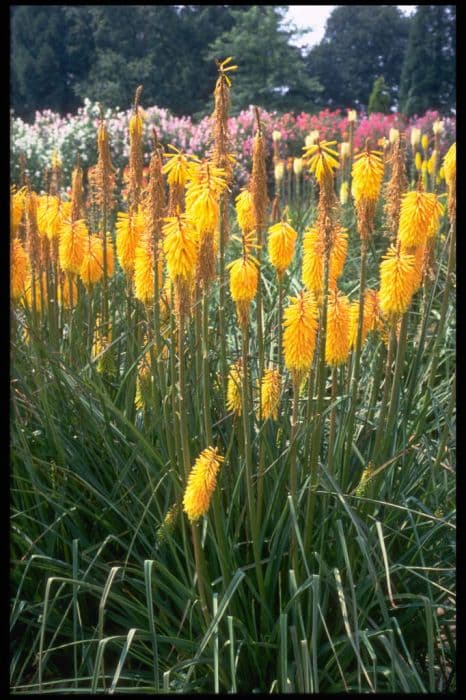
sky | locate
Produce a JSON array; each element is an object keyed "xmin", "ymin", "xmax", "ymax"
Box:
[{"xmin": 285, "ymin": 5, "xmax": 417, "ymax": 48}]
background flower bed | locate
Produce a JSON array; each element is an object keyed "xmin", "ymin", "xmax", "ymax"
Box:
[{"xmin": 11, "ymin": 99, "xmax": 456, "ymax": 190}]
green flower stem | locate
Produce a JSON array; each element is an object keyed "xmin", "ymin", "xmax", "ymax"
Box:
[
  {"xmin": 169, "ymin": 298, "xmax": 183, "ymax": 479},
  {"xmin": 365, "ymin": 339, "xmax": 385, "ymax": 428},
  {"xmin": 101, "ymin": 197, "xmax": 109, "ymax": 332},
  {"xmin": 341, "ymin": 238, "xmax": 367, "ymax": 490},
  {"xmin": 289, "ymin": 375, "xmax": 300, "ymax": 570},
  {"xmin": 303, "ymin": 249, "xmax": 329, "ymax": 555},
  {"xmin": 241, "ymin": 325, "xmax": 266, "ymax": 602},
  {"xmin": 381, "ymin": 312, "xmax": 409, "ymax": 458},
  {"xmin": 277, "ymin": 274, "xmax": 284, "ymax": 371},
  {"xmin": 327, "ymin": 365, "xmax": 338, "ymax": 476},
  {"xmin": 218, "ymin": 195, "xmax": 228, "ymax": 402},
  {"xmin": 372, "ymin": 325, "xmax": 396, "ymax": 461},
  {"xmin": 427, "ymin": 221, "xmax": 456, "ymax": 391},
  {"xmin": 178, "ymin": 309, "xmax": 210, "ymax": 624}
]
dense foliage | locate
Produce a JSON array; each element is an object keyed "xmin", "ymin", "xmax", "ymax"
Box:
[
  {"xmin": 11, "ymin": 87, "xmax": 456, "ymax": 693},
  {"xmin": 11, "ymin": 5, "xmax": 456, "ymax": 120},
  {"xmin": 10, "ymin": 101, "xmax": 456, "ymax": 192},
  {"xmin": 399, "ymin": 5, "xmax": 456, "ymax": 117}
]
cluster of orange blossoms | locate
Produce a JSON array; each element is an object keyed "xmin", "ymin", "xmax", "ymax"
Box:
[{"xmin": 11, "ymin": 75, "xmax": 456, "ymax": 528}]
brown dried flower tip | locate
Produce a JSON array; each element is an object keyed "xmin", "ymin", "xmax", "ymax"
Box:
[
  {"xmin": 383, "ymin": 135, "xmax": 407, "ymax": 237},
  {"xmin": 143, "ymin": 130, "xmax": 166, "ymax": 245},
  {"xmin": 251, "ymin": 107, "xmax": 268, "ymax": 239},
  {"xmin": 95, "ymin": 115, "xmax": 116, "ymax": 212},
  {"xmin": 129, "ymin": 85, "xmax": 144, "ymax": 207},
  {"xmin": 71, "ymin": 156, "xmax": 84, "ymax": 222}
]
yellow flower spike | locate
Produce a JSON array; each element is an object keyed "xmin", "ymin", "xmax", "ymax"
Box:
[
  {"xmin": 11, "ymin": 186, "xmax": 27, "ymax": 236},
  {"xmin": 134, "ymin": 238, "xmax": 163, "ymax": 304},
  {"xmin": 421, "ymin": 134, "xmax": 429, "ymax": 151},
  {"xmin": 226, "ymin": 360, "xmax": 243, "ymax": 416},
  {"xmin": 183, "ymin": 446, "xmax": 224, "ymax": 522},
  {"xmin": 443, "ymin": 143, "xmax": 456, "ymax": 188},
  {"xmin": 302, "ymin": 227, "xmax": 324, "ymax": 297},
  {"xmin": 11, "ymin": 238, "xmax": 31, "ymax": 301},
  {"xmin": 163, "ymin": 212, "xmax": 198, "ymax": 282},
  {"xmin": 228, "ymin": 257, "xmax": 260, "ymax": 301},
  {"xmin": 351, "ymin": 149, "xmax": 384, "ymax": 203},
  {"xmin": 235, "ymin": 189, "xmax": 255, "ymax": 233},
  {"xmin": 325, "ymin": 290, "xmax": 351, "ymax": 366},
  {"xmin": 282, "ymin": 291, "xmax": 319, "ymax": 375},
  {"xmin": 37, "ymin": 195, "xmax": 62, "ymax": 239},
  {"xmin": 379, "ymin": 245, "xmax": 416, "ymax": 316},
  {"xmin": 115, "ymin": 209, "xmax": 145, "ymax": 276},
  {"xmin": 258, "ymin": 368, "xmax": 281, "ymax": 421},
  {"xmin": 162, "ymin": 145, "xmax": 197, "ymax": 188},
  {"xmin": 303, "ymin": 140, "xmax": 340, "ymax": 185},
  {"xmin": 185, "ymin": 161, "xmax": 228, "ymax": 234},
  {"xmin": 267, "ymin": 220, "xmax": 297, "ymax": 275},
  {"xmin": 59, "ymin": 218, "xmax": 88, "ymax": 274},
  {"xmin": 397, "ymin": 191, "xmax": 440, "ymax": 248},
  {"xmin": 329, "ymin": 227, "xmax": 348, "ymax": 281},
  {"xmin": 79, "ymin": 235, "xmax": 105, "ymax": 286}
]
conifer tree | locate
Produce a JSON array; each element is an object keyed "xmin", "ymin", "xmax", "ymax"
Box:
[
  {"xmin": 368, "ymin": 76, "xmax": 391, "ymax": 114},
  {"xmin": 399, "ymin": 5, "xmax": 456, "ymax": 116}
]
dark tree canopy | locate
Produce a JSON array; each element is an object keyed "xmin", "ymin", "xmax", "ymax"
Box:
[
  {"xmin": 305, "ymin": 5, "xmax": 410, "ymax": 111},
  {"xmin": 10, "ymin": 5, "xmax": 456, "ymax": 121},
  {"xmin": 399, "ymin": 5, "xmax": 456, "ymax": 116},
  {"xmin": 207, "ymin": 6, "xmax": 322, "ymax": 113}
]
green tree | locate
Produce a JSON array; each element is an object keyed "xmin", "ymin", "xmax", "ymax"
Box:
[
  {"xmin": 368, "ymin": 76, "xmax": 390, "ymax": 114},
  {"xmin": 11, "ymin": 6, "xmax": 252, "ymax": 118},
  {"xmin": 11, "ymin": 6, "xmax": 82, "ymax": 119},
  {"xmin": 305, "ymin": 5, "xmax": 410, "ymax": 110},
  {"xmin": 399, "ymin": 5, "xmax": 456, "ymax": 116},
  {"xmin": 207, "ymin": 6, "xmax": 322, "ymax": 113}
]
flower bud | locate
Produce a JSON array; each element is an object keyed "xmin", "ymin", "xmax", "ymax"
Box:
[
  {"xmin": 340, "ymin": 142, "xmax": 350, "ymax": 158},
  {"xmin": 347, "ymin": 109, "xmax": 357, "ymax": 122},
  {"xmin": 389, "ymin": 128, "xmax": 400, "ymax": 144},
  {"xmin": 272, "ymin": 130, "xmax": 282, "ymax": 142},
  {"xmin": 305, "ymin": 130, "xmax": 320, "ymax": 147},
  {"xmin": 274, "ymin": 161, "xmax": 285, "ymax": 182},
  {"xmin": 415, "ymin": 152, "xmax": 422, "ymax": 171},
  {"xmin": 421, "ymin": 134, "xmax": 429, "ymax": 151},
  {"xmin": 340, "ymin": 181, "xmax": 349, "ymax": 205},
  {"xmin": 293, "ymin": 157, "xmax": 303, "ymax": 175},
  {"xmin": 432, "ymin": 119, "xmax": 444, "ymax": 135},
  {"xmin": 410, "ymin": 127, "xmax": 421, "ymax": 148}
]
